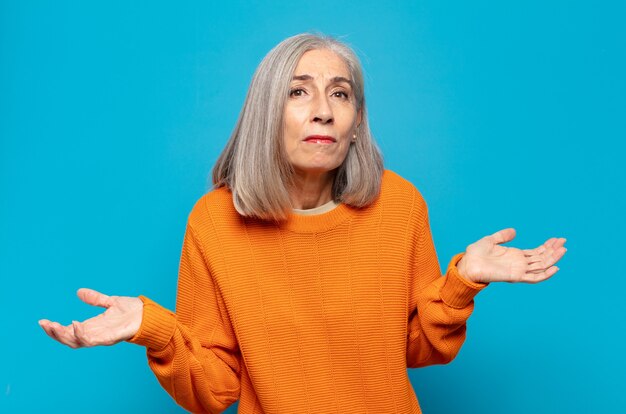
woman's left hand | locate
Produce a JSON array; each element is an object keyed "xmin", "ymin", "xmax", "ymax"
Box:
[{"xmin": 456, "ymin": 228, "xmax": 567, "ymax": 284}]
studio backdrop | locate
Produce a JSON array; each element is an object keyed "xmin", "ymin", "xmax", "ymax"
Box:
[{"xmin": 1, "ymin": 1, "xmax": 624, "ymax": 413}]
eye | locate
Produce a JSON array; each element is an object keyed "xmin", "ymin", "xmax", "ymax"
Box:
[
  {"xmin": 332, "ymin": 90, "xmax": 349, "ymax": 99},
  {"xmin": 289, "ymin": 88, "xmax": 306, "ymax": 97}
]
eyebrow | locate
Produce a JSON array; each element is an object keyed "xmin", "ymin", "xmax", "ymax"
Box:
[{"xmin": 292, "ymin": 74, "xmax": 354, "ymax": 88}]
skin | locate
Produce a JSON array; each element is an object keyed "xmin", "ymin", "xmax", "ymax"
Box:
[
  {"xmin": 457, "ymin": 229, "xmax": 566, "ymax": 284},
  {"xmin": 39, "ymin": 288, "xmax": 142, "ymax": 348},
  {"xmin": 283, "ymin": 48, "xmax": 361, "ymax": 209},
  {"xmin": 38, "ymin": 48, "xmax": 567, "ymax": 349}
]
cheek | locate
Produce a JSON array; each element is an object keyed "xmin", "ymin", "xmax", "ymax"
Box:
[
  {"xmin": 338, "ymin": 108, "xmax": 358, "ymax": 135},
  {"xmin": 339, "ymin": 141, "xmax": 353, "ymax": 160},
  {"xmin": 283, "ymin": 110, "xmax": 305, "ymax": 141},
  {"xmin": 284, "ymin": 103, "xmax": 309, "ymax": 125}
]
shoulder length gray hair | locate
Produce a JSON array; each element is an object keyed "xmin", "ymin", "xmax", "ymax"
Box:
[{"xmin": 212, "ymin": 33, "xmax": 384, "ymax": 221}]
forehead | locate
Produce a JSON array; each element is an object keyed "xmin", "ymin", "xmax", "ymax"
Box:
[{"xmin": 293, "ymin": 49, "xmax": 350, "ymax": 78}]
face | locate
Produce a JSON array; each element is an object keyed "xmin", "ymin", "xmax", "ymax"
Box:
[{"xmin": 283, "ymin": 48, "xmax": 362, "ymax": 177}]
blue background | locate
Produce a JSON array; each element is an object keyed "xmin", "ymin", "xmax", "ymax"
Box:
[{"xmin": 2, "ymin": 1, "xmax": 624, "ymax": 413}]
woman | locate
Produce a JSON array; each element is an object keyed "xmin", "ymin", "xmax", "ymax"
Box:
[{"xmin": 39, "ymin": 33, "xmax": 567, "ymax": 413}]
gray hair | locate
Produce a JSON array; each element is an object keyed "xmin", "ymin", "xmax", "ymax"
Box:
[{"xmin": 212, "ymin": 33, "xmax": 384, "ymax": 221}]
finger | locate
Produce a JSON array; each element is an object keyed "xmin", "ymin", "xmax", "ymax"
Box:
[
  {"xmin": 47, "ymin": 321, "xmax": 81, "ymax": 348},
  {"xmin": 488, "ymin": 228, "xmax": 516, "ymax": 245},
  {"xmin": 546, "ymin": 237, "xmax": 567, "ymax": 250},
  {"xmin": 524, "ymin": 238, "xmax": 558, "ymax": 256},
  {"xmin": 540, "ymin": 244, "xmax": 566, "ymax": 267},
  {"xmin": 526, "ymin": 254, "xmax": 546, "ymax": 269},
  {"xmin": 550, "ymin": 246, "xmax": 567, "ymax": 265},
  {"xmin": 529, "ymin": 245, "xmax": 567, "ymax": 270},
  {"xmin": 77, "ymin": 288, "xmax": 112, "ymax": 309},
  {"xmin": 527, "ymin": 261, "xmax": 546, "ymax": 272},
  {"xmin": 49, "ymin": 321, "xmax": 80, "ymax": 348},
  {"xmin": 39, "ymin": 319, "xmax": 61, "ymax": 341},
  {"xmin": 524, "ymin": 236, "xmax": 567, "ymax": 257},
  {"xmin": 546, "ymin": 266, "xmax": 559, "ymax": 278},
  {"xmin": 39, "ymin": 320, "xmax": 66, "ymax": 343},
  {"xmin": 72, "ymin": 321, "xmax": 94, "ymax": 347},
  {"xmin": 523, "ymin": 246, "xmax": 543, "ymax": 257},
  {"xmin": 545, "ymin": 238, "xmax": 558, "ymax": 249},
  {"xmin": 525, "ymin": 266, "xmax": 559, "ymax": 283},
  {"xmin": 524, "ymin": 246, "xmax": 547, "ymax": 262}
]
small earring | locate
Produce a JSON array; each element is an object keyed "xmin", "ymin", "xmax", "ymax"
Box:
[{"xmin": 352, "ymin": 133, "xmax": 357, "ymax": 142}]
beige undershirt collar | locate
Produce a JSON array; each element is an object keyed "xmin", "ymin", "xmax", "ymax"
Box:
[{"xmin": 292, "ymin": 199, "xmax": 339, "ymax": 216}]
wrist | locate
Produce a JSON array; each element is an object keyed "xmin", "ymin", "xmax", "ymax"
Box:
[
  {"xmin": 456, "ymin": 255, "xmax": 480, "ymax": 284},
  {"xmin": 126, "ymin": 297, "xmax": 144, "ymax": 340}
]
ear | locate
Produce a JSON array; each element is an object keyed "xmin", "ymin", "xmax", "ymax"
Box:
[{"xmin": 356, "ymin": 108, "xmax": 362, "ymax": 127}]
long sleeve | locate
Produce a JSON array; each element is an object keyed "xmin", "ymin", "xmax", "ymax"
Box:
[
  {"xmin": 406, "ymin": 192, "xmax": 487, "ymax": 368},
  {"xmin": 128, "ymin": 224, "xmax": 241, "ymax": 414}
]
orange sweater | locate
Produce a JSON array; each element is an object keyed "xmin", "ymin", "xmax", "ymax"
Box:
[{"xmin": 129, "ymin": 170, "xmax": 487, "ymax": 414}]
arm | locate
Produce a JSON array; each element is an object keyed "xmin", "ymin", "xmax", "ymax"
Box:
[
  {"xmin": 406, "ymin": 194, "xmax": 487, "ymax": 368},
  {"xmin": 39, "ymin": 225, "xmax": 241, "ymax": 412},
  {"xmin": 405, "ymin": 195, "xmax": 567, "ymax": 368},
  {"xmin": 128, "ymin": 224, "xmax": 241, "ymax": 414}
]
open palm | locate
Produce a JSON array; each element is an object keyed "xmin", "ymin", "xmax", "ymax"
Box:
[
  {"xmin": 458, "ymin": 228, "xmax": 567, "ymax": 284},
  {"xmin": 39, "ymin": 288, "xmax": 143, "ymax": 348}
]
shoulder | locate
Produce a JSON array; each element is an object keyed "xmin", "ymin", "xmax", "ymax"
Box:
[
  {"xmin": 186, "ymin": 186, "xmax": 241, "ymax": 233},
  {"xmin": 380, "ymin": 169, "xmax": 428, "ymax": 212}
]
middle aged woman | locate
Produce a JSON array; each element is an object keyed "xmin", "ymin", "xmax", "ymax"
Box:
[{"xmin": 39, "ymin": 33, "xmax": 567, "ymax": 414}]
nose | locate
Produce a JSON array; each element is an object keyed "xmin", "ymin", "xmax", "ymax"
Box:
[{"xmin": 311, "ymin": 95, "xmax": 333, "ymax": 124}]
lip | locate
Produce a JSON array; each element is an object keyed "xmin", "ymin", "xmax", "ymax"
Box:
[{"xmin": 304, "ymin": 135, "xmax": 336, "ymax": 144}]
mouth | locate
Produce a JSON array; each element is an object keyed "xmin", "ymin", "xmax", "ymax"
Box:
[{"xmin": 303, "ymin": 135, "xmax": 336, "ymax": 144}]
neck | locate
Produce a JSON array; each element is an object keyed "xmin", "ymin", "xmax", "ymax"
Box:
[{"xmin": 289, "ymin": 170, "xmax": 335, "ymax": 209}]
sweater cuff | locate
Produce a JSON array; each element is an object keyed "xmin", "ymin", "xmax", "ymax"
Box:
[
  {"xmin": 440, "ymin": 253, "xmax": 488, "ymax": 309},
  {"xmin": 127, "ymin": 295, "xmax": 177, "ymax": 351}
]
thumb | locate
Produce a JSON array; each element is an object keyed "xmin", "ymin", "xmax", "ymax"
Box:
[
  {"xmin": 77, "ymin": 288, "xmax": 112, "ymax": 309},
  {"xmin": 487, "ymin": 228, "xmax": 516, "ymax": 245}
]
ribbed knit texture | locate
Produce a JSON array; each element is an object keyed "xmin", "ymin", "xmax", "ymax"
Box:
[{"xmin": 129, "ymin": 170, "xmax": 487, "ymax": 414}]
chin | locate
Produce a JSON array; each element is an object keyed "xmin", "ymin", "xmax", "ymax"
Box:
[{"xmin": 293, "ymin": 162, "xmax": 342, "ymax": 176}]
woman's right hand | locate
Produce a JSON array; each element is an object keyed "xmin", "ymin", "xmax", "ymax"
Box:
[{"xmin": 39, "ymin": 288, "xmax": 143, "ymax": 348}]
